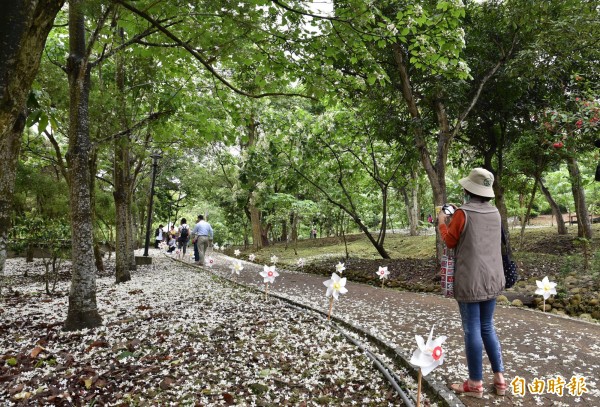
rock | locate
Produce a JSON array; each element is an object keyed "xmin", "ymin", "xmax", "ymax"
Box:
[
  {"xmin": 569, "ymin": 288, "xmax": 581, "ymax": 295},
  {"xmin": 538, "ymin": 304, "xmax": 552, "ymax": 312},
  {"xmin": 588, "ymin": 299, "xmax": 598, "ymax": 306},
  {"xmin": 497, "ymin": 295, "xmax": 509, "ymax": 304},
  {"xmin": 511, "ymin": 299, "xmax": 523, "ymax": 307},
  {"xmin": 579, "ymin": 313, "xmax": 594, "ymax": 322},
  {"xmin": 591, "ymin": 311, "xmax": 600, "ymax": 320},
  {"xmin": 547, "ymin": 297, "xmax": 555, "ymax": 305}
]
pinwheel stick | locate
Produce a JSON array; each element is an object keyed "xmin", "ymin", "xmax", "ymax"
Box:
[
  {"xmin": 417, "ymin": 368, "xmax": 422, "ymax": 407},
  {"xmin": 381, "ymin": 279, "xmax": 384, "ymax": 288},
  {"xmin": 265, "ymin": 283, "xmax": 269, "ymax": 300},
  {"xmin": 543, "ymin": 298, "xmax": 546, "ymax": 312},
  {"xmin": 327, "ymin": 296, "xmax": 334, "ymax": 320}
]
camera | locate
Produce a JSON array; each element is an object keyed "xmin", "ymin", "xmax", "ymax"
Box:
[{"xmin": 442, "ymin": 204, "xmax": 455, "ymax": 215}]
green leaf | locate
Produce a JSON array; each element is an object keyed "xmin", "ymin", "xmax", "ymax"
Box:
[
  {"xmin": 117, "ymin": 351, "xmax": 135, "ymax": 360},
  {"xmin": 38, "ymin": 113, "xmax": 48, "ymax": 134},
  {"xmin": 366, "ymin": 75, "xmax": 377, "ymax": 85}
]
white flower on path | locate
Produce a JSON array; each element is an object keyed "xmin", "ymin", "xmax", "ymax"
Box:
[
  {"xmin": 323, "ymin": 273, "xmax": 348, "ymax": 300},
  {"xmin": 535, "ymin": 276, "xmax": 557, "ymax": 300},
  {"xmin": 377, "ymin": 266, "xmax": 389, "ymax": 280},
  {"xmin": 270, "ymin": 255, "xmax": 279, "ymax": 264},
  {"xmin": 335, "ymin": 262, "xmax": 346, "ymax": 274},
  {"xmin": 249, "ymin": 254, "xmax": 256, "ymax": 262},
  {"xmin": 231, "ymin": 260, "xmax": 243, "ymax": 275},
  {"xmin": 260, "ymin": 265, "xmax": 279, "ymax": 284},
  {"xmin": 206, "ymin": 257, "xmax": 214, "ymax": 268},
  {"xmin": 410, "ymin": 326, "xmax": 446, "ymax": 376},
  {"xmin": 297, "ymin": 258, "xmax": 305, "ymax": 268},
  {"xmin": 234, "ymin": 249, "xmax": 241, "ymax": 257}
]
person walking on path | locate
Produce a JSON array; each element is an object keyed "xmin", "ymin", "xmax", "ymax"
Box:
[
  {"xmin": 178, "ymin": 218, "xmax": 190, "ymax": 257},
  {"xmin": 437, "ymin": 167, "xmax": 506, "ymax": 398},
  {"xmin": 192, "ymin": 214, "xmax": 213, "ymax": 265},
  {"xmin": 154, "ymin": 224, "xmax": 164, "ymax": 249}
]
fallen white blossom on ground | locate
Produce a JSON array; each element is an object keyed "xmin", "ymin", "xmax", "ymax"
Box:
[{"xmin": 0, "ymin": 256, "xmax": 403, "ymax": 406}]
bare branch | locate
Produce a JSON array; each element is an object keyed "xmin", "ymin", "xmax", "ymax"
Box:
[
  {"xmin": 43, "ymin": 129, "xmax": 69, "ymax": 182},
  {"xmin": 452, "ymin": 33, "xmax": 519, "ymax": 137}
]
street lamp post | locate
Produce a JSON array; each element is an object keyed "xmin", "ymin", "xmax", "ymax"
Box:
[{"xmin": 143, "ymin": 152, "xmax": 161, "ymax": 257}]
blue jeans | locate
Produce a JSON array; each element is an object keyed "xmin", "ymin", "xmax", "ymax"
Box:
[{"xmin": 458, "ymin": 299, "xmax": 504, "ymax": 381}]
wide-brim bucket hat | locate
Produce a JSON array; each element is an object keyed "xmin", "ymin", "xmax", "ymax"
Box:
[{"xmin": 459, "ymin": 168, "xmax": 495, "ymax": 198}]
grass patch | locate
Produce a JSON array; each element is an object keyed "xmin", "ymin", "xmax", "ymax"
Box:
[{"xmin": 235, "ymin": 232, "xmax": 437, "ymax": 265}]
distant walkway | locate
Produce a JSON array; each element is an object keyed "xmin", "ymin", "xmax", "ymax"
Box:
[{"xmin": 197, "ymin": 252, "xmax": 600, "ymax": 407}]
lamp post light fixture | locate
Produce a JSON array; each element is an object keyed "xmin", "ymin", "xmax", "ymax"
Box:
[{"xmin": 143, "ymin": 152, "xmax": 162, "ymax": 257}]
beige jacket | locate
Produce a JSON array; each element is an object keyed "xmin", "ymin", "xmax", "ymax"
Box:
[{"xmin": 454, "ymin": 200, "xmax": 505, "ymax": 302}]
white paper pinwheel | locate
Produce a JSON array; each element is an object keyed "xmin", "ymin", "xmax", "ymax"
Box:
[
  {"xmin": 323, "ymin": 273, "xmax": 348, "ymax": 300},
  {"xmin": 270, "ymin": 255, "xmax": 279, "ymax": 264},
  {"xmin": 213, "ymin": 243, "xmax": 220, "ymax": 250},
  {"xmin": 297, "ymin": 258, "xmax": 305, "ymax": 268},
  {"xmin": 206, "ymin": 257, "xmax": 214, "ymax": 268},
  {"xmin": 410, "ymin": 326, "xmax": 447, "ymax": 376},
  {"xmin": 535, "ymin": 276, "xmax": 557, "ymax": 300},
  {"xmin": 335, "ymin": 262, "xmax": 346, "ymax": 274},
  {"xmin": 230, "ymin": 260, "xmax": 243, "ymax": 275},
  {"xmin": 234, "ymin": 249, "xmax": 241, "ymax": 257},
  {"xmin": 377, "ymin": 266, "xmax": 389, "ymax": 280},
  {"xmin": 249, "ymin": 254, "xmax": 256, "ymax": 262},
  {"xmin": 260, "ymin": 265, "xmax": 279, "ymax": 283}
]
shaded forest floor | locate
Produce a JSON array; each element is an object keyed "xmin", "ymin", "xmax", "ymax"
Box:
[{"xmin": 0, "ymin": 258, "xmax": 405, "ymax": 406}]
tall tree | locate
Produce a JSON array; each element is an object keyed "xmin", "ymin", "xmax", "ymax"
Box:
[
  {"xmin": 63, "ymin": 0, "xmax": 108, "ymax": 330},
  {"xmin": 0, "ymin": 0, "xmax": 65, "ymax": 281}
]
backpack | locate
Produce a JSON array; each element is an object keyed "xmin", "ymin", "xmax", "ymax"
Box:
[{"xmin": 180, "ymin": 226, "xmax": 189, "ymax": 239}]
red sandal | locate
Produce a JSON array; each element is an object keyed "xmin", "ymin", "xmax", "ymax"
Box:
[
  {"xmin": 494, "ymin": 381, "xmax": 507, "ymax": 396},
  {"xmin": 449, "ymin": 380, "xmax": 484, "ymax": 398}
]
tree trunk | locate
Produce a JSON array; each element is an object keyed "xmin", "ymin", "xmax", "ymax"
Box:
[
  {"xmin": 391, "ymin": 44, "xmax": 449, "ymax": 265},
  {"xmin": 249, "ymin": 193, "xmax": 265, "ymax": 249},
  {"xmin": 0, "ymin": 0, "xmax": 65, "ymax": 281},
  {"xmin": 377, "ymin": 187, "xmax": 388, "ymax": 247},
  {"xmin": 567, "ymin": 156, "xmax": 592, "ymax": 239},
  {"xmin": 538, "ymin": 177, "xmax": 567, "ymax": 235},
  {"xmin": 280, "ymin": 219, "xmax": 287, "ymax": 243},
  {"xmin": 127, "ymin": 204, "xmax": 136, "ymax": 270},
  {"xmin": 290, "ymin": 211, "xmax": 298, "ymax": 255},
  {"xmin": 519, "ymin": 179, "xmax": 538, "ymax": 247},
  {"xmin": 400, "ymin": 187, "xmax": 418, "ymax": 236},
  {"xmin": 114, "ymin": 188, "xmax": 130, "ymax": 282},
  {"xmin": 63, "ymin": 0, "xmax": 102, "ymax": 331},
  {"xmin": 89, "ymin": 149, "xmax": 104, "ymax": 273},
  {"xmin": 113, "ymin": 26, "xmax": 131, "ymax": 283}
]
